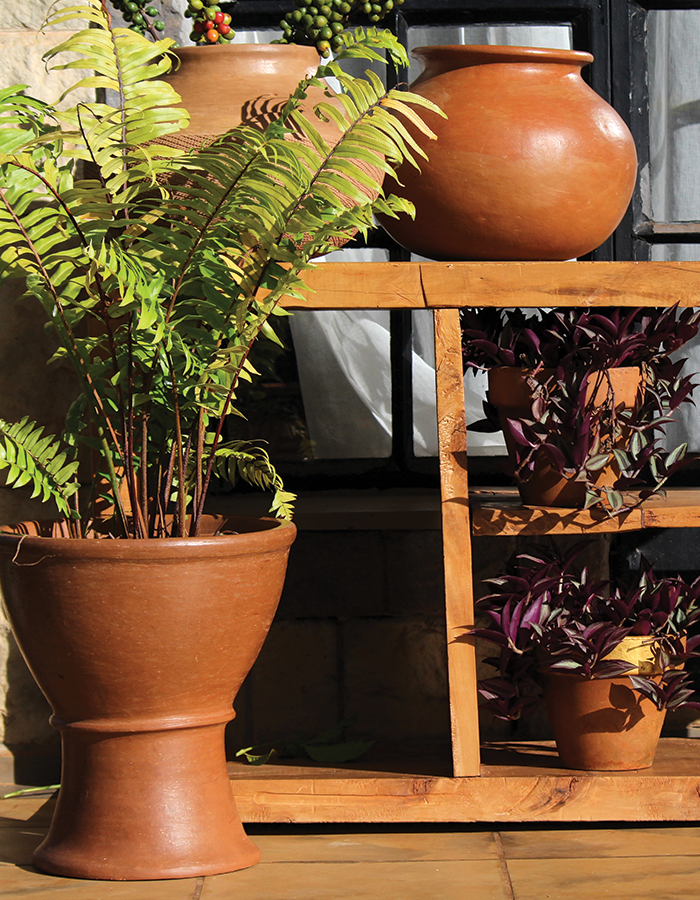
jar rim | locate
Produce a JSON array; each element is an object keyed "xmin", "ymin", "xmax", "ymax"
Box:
[{"xmin": 412, "ymin": 44, "xmax": 593, "ymax": 68}]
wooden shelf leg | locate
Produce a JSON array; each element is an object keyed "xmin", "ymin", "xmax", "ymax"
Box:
[{"xmin": 434, "ymin": 308, "xmax": 480, "ymax": 777}]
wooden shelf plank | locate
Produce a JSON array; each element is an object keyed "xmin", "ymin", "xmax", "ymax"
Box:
[
  {"xmin": 280, "ymin": 261, "xmax": 700, "ymax": 310},
  {"xmin": 229, "ymin": 738, "xmax": 700, "ymax": 824},
  {"xmin": 419, "ymin": 260, "xmax": 700, "ymax": 309},
  {"xmin": 272, "ymin": 262, "xmax": 700, "ymax": 825},
  {"xmin": 282, "ymin": 262, "xmax": 426, "ymax": 309},
  {"xmin": 471, "ymin": 488, "xmax": 700, "ymax": 536}
]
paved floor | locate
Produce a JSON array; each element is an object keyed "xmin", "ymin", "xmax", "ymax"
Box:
[{"xmin": 1, "ymin": 792, "xmax": 700, "ymax": 898}]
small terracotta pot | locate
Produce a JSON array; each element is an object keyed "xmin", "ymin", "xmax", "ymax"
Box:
[
  {"xmin": 0, "ymin": 515, "xmax": 296, "ymax": 881},
  {"xmin": 544, "ymin": 672, "xmax": 666, "ymax": 770},
  {"xmin": 603, "ymin": 634, "xmax": 679, "ymax": 677},
  {"xmin": 487, "ymin": 366, "xmax": 641, "ymax": 507},
  {"xmin": 379, "ymin": 44, "xmax": 637, "ymax": 261}
]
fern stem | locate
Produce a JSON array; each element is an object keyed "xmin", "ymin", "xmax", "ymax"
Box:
[
  {"xmin": 164, "ymin": 350, "xmax": 187, "ymax": 537},
  {"xmin": 140, "ymin": 411, "xmax": 149, "ymax": 531},
  {"xmin": 75, "ymin": 103, "xmax": 113, "ymax": 202},
  {"xmin": 99, "ymin": 434, "xmax": 130, "ymax": 538},
  {"xmin": 164, "ymin": 140, "xmax": 269, "ymax": 323},
  {"xmin": 195, "ymin": 408, "xmax": 205, "ymax": 518},
  {"xmin": 161, "ymin": 438, "xmax": 177, "ymax": 534},
  {"xmin": 100, "ymin": 1, "xmax": 128, "ymax": 156},
  {"xmin": 123, "ymin": 322, "xmax": 141, "ymax": 537}
]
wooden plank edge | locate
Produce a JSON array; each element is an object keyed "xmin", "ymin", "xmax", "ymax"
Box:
[
  {"xmin": 230, "ymin": 769, "xmax": 700, "ymax": 824},
  {"xmin": 470, "ymin": 489, "xmax": 700, "ymax": 536},
  {"xmin": 279, "ymin": 261, "xmax": 700, "ymax": 310}
]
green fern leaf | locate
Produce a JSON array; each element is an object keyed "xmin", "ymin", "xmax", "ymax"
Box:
[{"xmin": 0, "ymin": 418, "xmax": 79, "ymax": 517}]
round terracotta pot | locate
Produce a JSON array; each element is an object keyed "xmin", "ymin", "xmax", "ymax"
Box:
[
  {"xmin": 0, "ymin": 515, "xmax": 296, "ymax": 881},
  {"xmin": 487, "ymin": 365, "xmax": 641, "ymax": 507},
  {"xmin": 160, "ymin": 44, "xmax": 376, "ymax": 247},
  {"xmin": 544, "ymin": 671, "xmax": 666, "ymax": 771},
  {"xmin": 162, "ymin": 44, "xmax": 323, "ymax": 146},
  {"xmin": 379, "ymin": 45, "xmax": 637, "ymax": 261}
]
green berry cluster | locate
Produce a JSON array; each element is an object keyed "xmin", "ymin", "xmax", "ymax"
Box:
[
  {"xmin": 277, "ymin": 0, "xmax": 403, "ymax": 57},
  {"xmin": 185, "ymin": 1, "xmax": 234, "ymax": 44},
  {"xmin": 109, "ymin": 0, "xmax": 165, "ymax": 39}
]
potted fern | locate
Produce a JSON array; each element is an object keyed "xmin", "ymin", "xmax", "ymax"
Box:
[{"xmin": 0, "ymin": 0, "xmax": 437, "ymax": 881}]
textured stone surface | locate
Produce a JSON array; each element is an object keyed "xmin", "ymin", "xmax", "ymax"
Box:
[
  {"xmin": 0, "ymin": 31, "xmax": 93, "ymax": 106},
  {"xmin": 385, "ymin": 530, "xmax": 445, "ymax": 616},
  {"xmin": 277, "ymin": 531, "xmax": 387, "ymax": 619},
  {"xmin": 0, "ymin": 0, "xmax": 82, "ymax": 31},
  {"xmin": 343, "ymin": 616, "xmax": 450, "ymax": 741},
  {"xmin": 0, "ymin": 281, "xmax": 77, "ymax": 437},
  {"xmin": 243, "ymin": 618, "xmax": 340, "ymax": 748}
]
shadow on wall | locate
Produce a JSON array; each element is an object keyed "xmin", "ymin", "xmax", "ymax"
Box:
[
  {"xmin": 3, "ymin": 636, "xmax": 59, "ymax": 786},
  {"xmin": 0, "ymin": 279, "xmax": 78, "ymax": 786}
]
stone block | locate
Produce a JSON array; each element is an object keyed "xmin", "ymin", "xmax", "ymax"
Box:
[
  {"xmin": 384, "ymin": 530, "xmax": 444, "ymax": 615},
  {"xmin": 0, "ymin": 280, "xmax": 77, "ymax": 440},
  {"xmin": 343, "ymin": 616, "xmax": 450, "ymax": 742},
  {"xmin": 0, "ymin": 31, "xmax": 93, "ymax": 107},
  {"xmin": 241, "ymin": 618, "xmax": 340, "ymax": 748},
  {"xmin": 0, "ymin": 0, "xmax": 81, "ymax": 32},
  {"xmin": 277, "ymin": 531, "xmax": 386, "ymax": 619}
]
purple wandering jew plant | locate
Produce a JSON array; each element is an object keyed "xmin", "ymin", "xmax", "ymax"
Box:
[
  {"xmin": 461, "ymin": 306, "xmax": 700, "ymax": 515},
  {"xmin": 469, "ymin": 544, "xmax": 700, "ymax": 721}
]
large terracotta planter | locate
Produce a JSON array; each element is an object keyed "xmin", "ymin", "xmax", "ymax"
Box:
[
  {"xmin": 379, "ymin": 45, "xmax": 637, "ymax": 261},
  {"xmin": 0, "ymin": 515, "xmax": 296, "ymax": 881},
  {"xmin": 544, "ymin": 671, "xmax": 666, "ymax": 771},
  {"xmin": 487, "ymin": 365, "xmax": 641, "ymax": 507}
]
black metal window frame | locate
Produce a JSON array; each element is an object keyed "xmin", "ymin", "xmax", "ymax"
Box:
[
  {"xmin": 610, "ymin": 1, "xmax": 700, "ymax": 260},
  {"xmin": 223, "ymin": 0, "xmax": 694, "ymax": 490}
]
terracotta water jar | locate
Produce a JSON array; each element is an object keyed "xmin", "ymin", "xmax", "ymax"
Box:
[
  {"xmin": 0, "ymin": 515, "xmax": 296, "ymax": 880},
  {"xmin": 487, "ymin": 365, "xmax": 641, "ymax": 507},
  {"xmin": 379, "ymin": 45, "xmax": 638, "ymax": 261}
]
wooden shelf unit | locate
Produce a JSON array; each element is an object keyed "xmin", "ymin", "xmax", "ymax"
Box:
[
  {"xmin": 229, "ymin": 739, "xmax": 700, "ymax": 823},
  {"xmin": 230, "ymin": 260, "xmax": 700, "ymax": 823}
]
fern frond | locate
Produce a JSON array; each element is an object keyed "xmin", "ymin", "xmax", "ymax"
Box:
[
  {"xmin": 332, "ymin": 25, "xmax": 410, "ymax": 69},
  {"xmin": 213, "ymin": 442, "xmax": 296, "ymax": 520},
  {"xmin": 0, "ymin": 417, "xmax": 79, "ymax": 517},
  {"xmin": 40, "ymin": 0, "xmax": 188, "ymax": 193}
]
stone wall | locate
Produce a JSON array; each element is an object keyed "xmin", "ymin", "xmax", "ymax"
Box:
[{"xmin": 0, "ymin": 0, "xmax": 94, "ymax": 782}]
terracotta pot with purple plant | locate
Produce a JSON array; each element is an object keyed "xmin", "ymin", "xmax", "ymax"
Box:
[
  {"xmin": 468, "ymin": 545, "xmax": 700, "ymax": 771},
  {"xmin": 461, "ymin": 306, "xmax": 700, "ymax": 515}
]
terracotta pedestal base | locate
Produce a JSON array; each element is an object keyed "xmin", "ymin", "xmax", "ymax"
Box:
[
  {"xmin": 35, "ymin": 722, "xmax": 258, "ymax": 881},
  {"xmin": 0, "ymin": 516, "xmax": 296, "ymax": 881}
]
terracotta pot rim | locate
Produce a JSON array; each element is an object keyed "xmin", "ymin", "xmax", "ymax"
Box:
[
  {"xmin": 543, "ymin": 670, "xmax": 653, "ymax": 682},
  {"xmin": 0, "ymin": 515, "xmax": 296, "ymax": 558},
  {"xmin": 488, "ymin": 364, "xmax": 641, "ymax": 376},
  {"xmin": 543, "ymin": 671, "xmax": 613, "ymax": 680},
  {"xmin": 171, "ymin": 43, "xmax": 320, "ymax": 62},
  {"xmin": 412, "ymin": 44, "xmax": 594, "ymax": 67}
]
